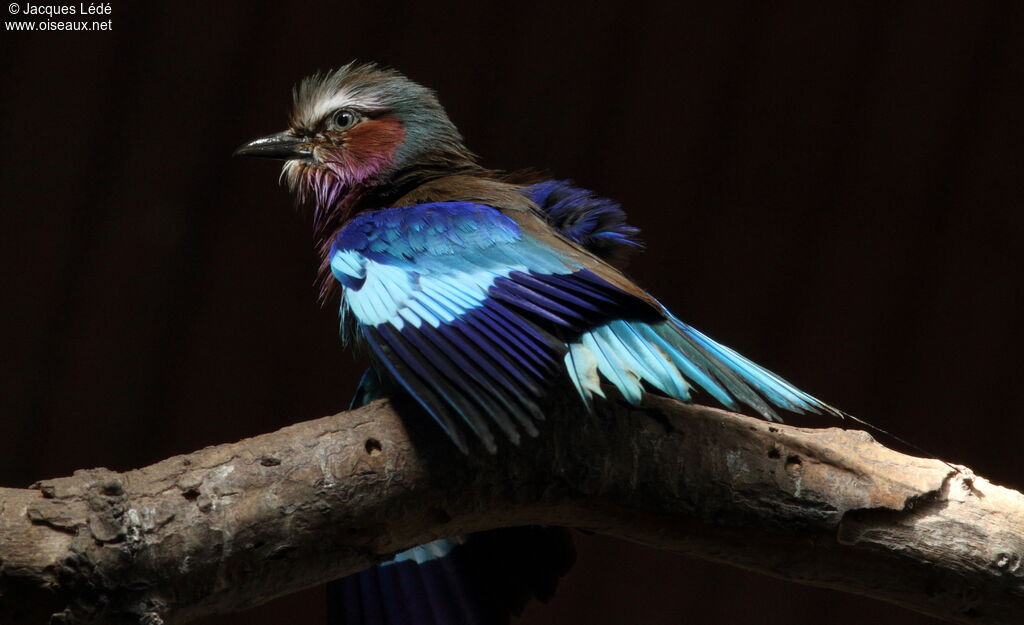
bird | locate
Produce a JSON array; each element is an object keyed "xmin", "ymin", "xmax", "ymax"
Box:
[{"xmin": 236, "ymin": 62, "xmax": 845, "ymax": 625}]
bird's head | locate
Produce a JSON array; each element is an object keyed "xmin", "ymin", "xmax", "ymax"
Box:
[{"xmin": 236, "ymin": 62, "xmax": 478, "ymax": 216}]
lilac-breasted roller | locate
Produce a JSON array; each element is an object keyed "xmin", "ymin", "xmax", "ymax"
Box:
[{"xmin": 237, "ymin": 62, "xmax": 845, "ymax": 625}]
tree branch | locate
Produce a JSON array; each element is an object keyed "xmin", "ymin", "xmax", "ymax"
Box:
[{"xmin": 2, "ymin": 397, "xmax": 1022, "ymax": 624}]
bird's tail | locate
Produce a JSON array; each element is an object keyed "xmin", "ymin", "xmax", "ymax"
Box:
[
  {"xmin": 331, "ymin": 370, "xmax": 576, "ymax": 624},
  {"xmin": 327, "ymin": 538, "xmax": 477, "ymax": 625},
  {"xmin": 327, "ymin": 528, "xmax": 575, "ymax": 625},
  {"xmin": 565, "ymin": 315, "xmax": 845, "ymax": 421}
]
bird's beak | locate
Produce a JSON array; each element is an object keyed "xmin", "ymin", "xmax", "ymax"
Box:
[{"xmin": 234, "ymin": 131, "xmax": 312, "ymax": 160}]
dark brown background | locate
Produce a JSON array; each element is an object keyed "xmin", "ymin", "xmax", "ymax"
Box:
[{"xmin": 2, "ymin": 1, "xmax": 1022, "ymax": 623}]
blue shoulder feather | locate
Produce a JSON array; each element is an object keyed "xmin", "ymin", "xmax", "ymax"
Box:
[{"xmin": 522, "ymin": 180, "xmax": 642, "ymax": 265}]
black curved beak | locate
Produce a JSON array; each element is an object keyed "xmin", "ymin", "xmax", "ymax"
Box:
[{"xmin": 234, "ymin": 131, "xmax": 312, "ymax": 160}]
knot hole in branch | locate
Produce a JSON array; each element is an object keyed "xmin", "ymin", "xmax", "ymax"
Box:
[{"xmin": 785, "ymin": 455, "xmax": 803, "ymax": 478}]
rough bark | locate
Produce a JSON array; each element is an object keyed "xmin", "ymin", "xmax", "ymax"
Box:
[{"xmin": 1, "ymin": 396, "xmax": 1021, "ymax": 625}]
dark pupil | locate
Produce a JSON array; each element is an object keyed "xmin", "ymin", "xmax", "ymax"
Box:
[{"xmin": 335, "ymin": 112, "xmax": 352, "ymax": 128}]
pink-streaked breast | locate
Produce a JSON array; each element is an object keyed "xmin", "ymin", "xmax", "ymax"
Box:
[{"xmin": 293, "ymin": 117, "xmax": 408, "ymax": 219}]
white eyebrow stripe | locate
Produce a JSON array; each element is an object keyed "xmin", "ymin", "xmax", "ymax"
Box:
[{"xmin": 302, "ymin": 89, "xmax": 381, "ymax": 127}]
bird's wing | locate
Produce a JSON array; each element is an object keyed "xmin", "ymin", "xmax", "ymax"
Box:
[
  {"xmin": 331, "ymin": 201, "xmax": 841, "ymax": 453},
  {"xmin": 512, "ymin": 205, "xmax": 845, "ymax": 417}
]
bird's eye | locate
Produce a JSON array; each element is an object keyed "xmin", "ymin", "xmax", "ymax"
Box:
[{"xmin": 330, "ymin": 109, "xmax": 358, "ymax": 131}]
